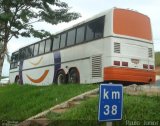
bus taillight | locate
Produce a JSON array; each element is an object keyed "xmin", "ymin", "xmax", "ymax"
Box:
[
  {"xmin": 122, "ymin": 62, "xmax": 128, "ymax": 67},
  {"xmin": 114, "ymin": 61, "xmax": 120, "ymax": 66},
  {"xmin": 149, "ymin": 65, "xmax": 154, "ymax": 69},
  {"xmin": 143, "ymin": 64, "xmax": 148, "ymax": 69}
]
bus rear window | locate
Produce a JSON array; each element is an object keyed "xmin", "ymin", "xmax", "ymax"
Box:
[{"xmin": 113, "ymin": 8, "xmax": 152, "ymax": 41}]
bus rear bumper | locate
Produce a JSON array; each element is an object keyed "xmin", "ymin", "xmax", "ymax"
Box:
[{"xmin": 104, "ymin": 67, "xmax": 156, "ymax": 84}]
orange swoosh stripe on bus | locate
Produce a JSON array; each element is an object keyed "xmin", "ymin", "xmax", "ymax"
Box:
[
  {"xmin": 29, "ymin": 57, "xmax": 43, "ymax": 66},
  {"xmin": 26, "ymin": 70, "xmax": 49, "ymax": 83}
]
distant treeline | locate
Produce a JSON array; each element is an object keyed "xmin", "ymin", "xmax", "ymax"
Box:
[{"xmin": 155, "ymin": 52, "xmax": 160, "ymax": 67}]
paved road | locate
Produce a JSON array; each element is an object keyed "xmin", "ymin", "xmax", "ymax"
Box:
[
  {"xmin": 156, "ymin": 80, "xmax": 160, "ymax": 86},
  {"xmin": 156, "ymin": 75, "xmax": 160, "ymax": 86}
]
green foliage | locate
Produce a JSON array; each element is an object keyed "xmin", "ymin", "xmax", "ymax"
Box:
[
  {"xmin": 48, "ymin": 97, "xmax": 103, "ymax": 126},
  {"xmin": 0, "ymin": 84, "xmax": 97, "ymax": 120},
  {"xmin": 0, "ymin": 0, "xmax": 80, "ymax": 53},
  {"xmin": 155, "ymin": 52, "xmax": 160, "ymax": 66}
]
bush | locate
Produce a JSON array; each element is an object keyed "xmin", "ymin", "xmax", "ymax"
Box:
[{"xmin": 155, "ymin": 52, "xmax": 160, "ymax": 66}]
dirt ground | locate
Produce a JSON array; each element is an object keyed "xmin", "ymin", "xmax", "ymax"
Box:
[{"xmin": 124, "ymin": 84, "xmax": 160, "ymax": 96}]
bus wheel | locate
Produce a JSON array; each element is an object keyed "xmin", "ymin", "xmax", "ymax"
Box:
[
  {"xmin": 56, "ymin": 71, "xmax": 66, "ymax": 85},
  {"xmin": 68, "ymin": 68, "xmax": 80, "ymax": 84},
  {"xmin": 15, "ymin": 76, "xmax": 20, "ymax": 84}
]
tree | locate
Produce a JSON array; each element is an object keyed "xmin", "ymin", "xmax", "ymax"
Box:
[
  {"xmin": 0, "ymin": 0, "xmax": 80, "ymax": 77},
  {"xmin": 155, "ymin": 52, "xmax": 160, "ymax": 67}
]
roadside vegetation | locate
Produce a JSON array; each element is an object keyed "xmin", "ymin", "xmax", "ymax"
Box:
[
  {"xmin": 0, "ymin": 84, "xmax": 98, "ymax": 121},
  {"xmin": 1, "ymin": 84, "xmax": 160, "ymax": 126},
  {"xmin": 155, "ymin": 52, "xmax": 160, "ymax": 67},
  {"xmin": 47, "ymin": 94, "xmax": 160, "ymax": 126}
]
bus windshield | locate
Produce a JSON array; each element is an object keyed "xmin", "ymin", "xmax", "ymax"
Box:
[{"xmin": 113, "ymin": 8, "xmax": 152, "ymax": 41}]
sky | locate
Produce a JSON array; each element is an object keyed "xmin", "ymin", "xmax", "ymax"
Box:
[{"xmin": 2, "ymin": 0, "xmax": 160, "ymax": 76}]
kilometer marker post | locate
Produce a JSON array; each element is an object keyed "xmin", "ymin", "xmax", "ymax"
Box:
[{"xmin": 98, "ymin": 83, "xmax": 123, "ymax": 125}]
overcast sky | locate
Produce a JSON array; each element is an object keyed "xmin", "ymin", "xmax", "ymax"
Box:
[{"xmin": 2, "ymin": 0, "xmax": 160, "ymax": 76}]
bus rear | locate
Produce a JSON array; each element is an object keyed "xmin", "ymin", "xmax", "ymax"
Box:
[{"xmin": 104, "ymin": 8, "xmax": 155, "ymax": 84}]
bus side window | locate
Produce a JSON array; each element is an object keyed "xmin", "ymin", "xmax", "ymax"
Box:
[
  {"xmin": 45, "ymin": 39, "xmax": 52, "ymax": 53},
  {"xmin": 11, "ymin": 55, "xmax": 15, "ymax": 62},
  {"xmin": 34, "ymin": 43, "xmax": 39, "ymax": 56},
  {"xmin": 14, "ymin": 53, "xmax": 18, "ymax": 67},
  {"xmin": 86, "ymin": 16, "xmax": 104, "ymax": 41},
  {"xmin": 67, "ymin": 29, "xmax": 76, "ymax": 46},
  {"xmin": 19, "ymin": 50, "xmax": 22, "ymax": 60},
  {"xmin": 39, "ymin": 41, "xmax": 45, "ymax": 55},
  {"xmin": 20, "ymin": 49, "xmax": 26, "ymax": 60},
  {"xmin": 94, "ymin": 17, "xmax": 104, "ymax": 39},
  {"xmin": 60, "ymin": 33, "xmax": 67, "ymax": 48},
  {"xmin": 76, "ymin": 26, "xmax": 85, "ymax": 44},
  {"xmin": 25, "ymin": 47, "xmax": 30, "ymax": 58},
  {"xmin": 29, "ymin": 45, "xmax": 34, "ymax": 57},
  {"xmin": 52, "ymin": 35, "xmax": 60, "ymax": 51},
  {"xmin": 14, "ymin": 52, "xmax": 18, "ymax": 61},
  {"xmin": 86, "ymin": 22, "xmax": 94, "ymax": 41}
]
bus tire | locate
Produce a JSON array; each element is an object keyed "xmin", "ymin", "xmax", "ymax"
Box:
[
  {"xmin": 68, "ymin": 68, "xmax": 80, "ymax": 84},
  {"xmin": 56, "ymin": 70, "xmax": 66, "ymax": 85},
  {"xmin": 15, "ymin": 76, "xmax": 20, "ymax": 84}
]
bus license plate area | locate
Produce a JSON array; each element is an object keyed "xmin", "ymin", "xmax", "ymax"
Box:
[
  {"xmin": 131, "ymin": 59, "xmax": 139, "ymax": 65},
  {"xmin": 131, "ymin": 59, "xmax": 140, "ymax": 68}
]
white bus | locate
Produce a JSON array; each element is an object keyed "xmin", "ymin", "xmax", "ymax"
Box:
[{"xmin": 10, "ymin": 8, "xmax": 155, "ymax": 85}]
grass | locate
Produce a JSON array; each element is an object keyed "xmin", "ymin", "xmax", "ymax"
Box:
[
  {"xmin": 0, "ymin": 84, "xmax": 98, "ymax": 121},
  {"xmin": 47, "ymin": 94, "xmax": 160, "ymax": 126},
  {"xmin": 1, "ymin": 84, "xmax": 160, "ymax": 126},
  {"xmin": 47, "ymin": 97, "xmax": 101, "ymax": 126}
]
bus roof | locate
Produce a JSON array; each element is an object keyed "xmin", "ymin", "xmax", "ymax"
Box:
[
  {"xmin": 11, "ymin": 8, "xmax": 112, "ymax": 53},
  {"xmin": 11, "ymin": 7, "xmax": 151, "ymax": 53}
]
